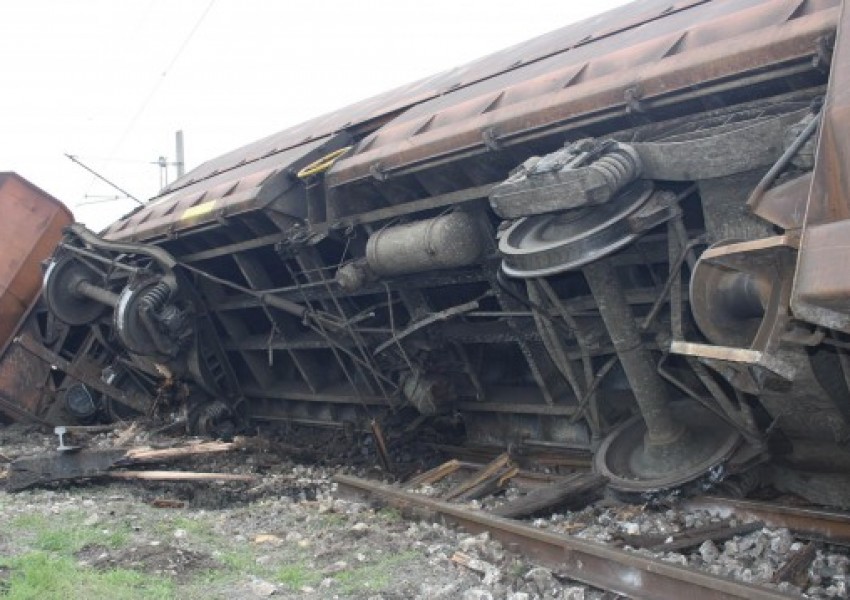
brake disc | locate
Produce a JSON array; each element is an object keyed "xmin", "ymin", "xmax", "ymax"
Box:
[{"xmin": 499, "ymin": 180, "xmax": 655, "ymax": 277}]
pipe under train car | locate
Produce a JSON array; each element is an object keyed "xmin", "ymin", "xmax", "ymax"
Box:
[{"xmin": 22, "ymin": 0, "xmax": 850, "ymax": 506}]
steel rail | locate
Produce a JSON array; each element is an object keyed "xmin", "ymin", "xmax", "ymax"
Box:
[
  {"xmin": 333, "ymin": 474, "xmax": 799, "ymax": 600},
  {"xmin": 683, "ymin": 496, "xmax": 850, "ymax": 547}
]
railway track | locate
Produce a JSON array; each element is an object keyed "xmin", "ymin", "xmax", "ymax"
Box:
[
  {"xmin": 335, "ymin": 474, "xmax": 806, "ymax": 600},
  {"xmin": 683, "ymin": 496, "xmax": 850, "ymax": 548}
]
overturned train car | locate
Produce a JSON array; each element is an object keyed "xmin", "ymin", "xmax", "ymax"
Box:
[{"xmin": 28, "ymin": 0, "xmax": 850, "ymax": 503}]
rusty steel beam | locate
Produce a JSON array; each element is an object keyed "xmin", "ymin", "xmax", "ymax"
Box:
[{"xmin": 334, "ymin": 474, "xmax": 798, "ymax": 600}]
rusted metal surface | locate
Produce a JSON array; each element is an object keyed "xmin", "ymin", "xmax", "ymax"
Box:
[
  {"xmin": 146, "ymin": 0, "xmax": 707, "ymax": 198},
  {"xmin": 0, "ymin": 316, "xmax": 54, "ymax": 421},
  {"xmin": 15, "ymin": 333, "xmax": 150, "ymax": 415},
  {"xmin": 0, "ymin": 173, "xmax": 72, "ymax": 354},
  {"xmin": 334, "ymin": 474, "xmax": 799, "ymax": 600},
  {"xmin": 792, "ymin": 0, "xmax": 850, "ymax": 330},
  {"xmin": 683, "ymin": 496, "xmax": 850, "ymax": 546},
  {"xmin": 0, "ymin": 172, "xmax": 71, "ymax": 422},
  {"xmin": 29, "ymin": 0, "xmax": 850, "ymax": 504},
  {"xmin": 102, "ymin": 134, "xmax": 350, "ymax": 242},
  {"xmin": 326, "ymin": 0, "xmax": 840, "ymax": 189},
  {"xmin": 105, "ymin": 0, "xmax": 840, "ymax": 239}
]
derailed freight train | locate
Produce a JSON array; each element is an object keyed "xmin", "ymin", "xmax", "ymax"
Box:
[{"xmin": 14, "ymin": 0, "xmax": 850, "ymax": 504}]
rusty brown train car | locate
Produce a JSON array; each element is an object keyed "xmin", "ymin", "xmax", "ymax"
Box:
[
  {"xmin": 0, "ymin": 173, "xmax": 73, "ymax": 422},
  {"xmin": 16, "ymin": 0, "xmax": 850, "ymax": 505}
]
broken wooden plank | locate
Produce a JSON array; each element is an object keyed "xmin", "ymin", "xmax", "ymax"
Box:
[
  {"xmin": 430, "ymin": 443, "xmax": 592, "ymax": 469},
  {"xmin": 772, "ymin": 542, "xmax": 816, "ymax": 586},
  {"xmin": 444, "ymin": 453, "xmax": 511, "ymax": 501},
  {"xmin": 407, "ymin": 459, "xmax": 463, "ymax": 488},
  {"xmin": 370, "ymin": 419, "xmax": 394, "ymax": 474},
  {"xmin": 491, "ymin": 472, "xmax": 608, "ymax": 518},
  {"xmin": 109, "ymin": 470, "xmax": 256, "ymax": 483},
  {"xmin": 456, "ymin": 461, "xmax": 574, "ymax": 490},
  {"xmin": 124, "ymin": 441, "xmax": 239, "ymax": 462},
  {"xmin": 7, "ymin": 441, "xmax": 242, "ymax": 491},
  {"xmin": 456, "ymin": 465, "xmax": 519, "ymax": 502}
]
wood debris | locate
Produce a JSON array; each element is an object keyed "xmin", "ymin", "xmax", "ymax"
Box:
[
  {"xmin": 112, "ymin": 422, "xmax": 142, "ymax": 447},
  {"xmin": 444, "ymin": 453, "xmax": 514, "ymax": 501},
  {"xmin": 7, "ymin": 439, "xmax": 250, "ymax": 491},
  {"xmin": 407, "ymin": 459, "xmax": 463, "ymax": 488},
  {"xmin": 108, "ymin": 470, "xmax": 256, "ymax": 483},
  {"xmin": 491, "ymin": 472, "xmax": 608, "ymax": 518}
]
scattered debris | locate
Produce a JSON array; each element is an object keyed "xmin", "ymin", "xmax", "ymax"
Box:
[
  {"xmin": 7, "ymin": 439, "xmax": 247, "ymax": 491},
  {"xmin": 370, "ymin": 419, "xmax": 394, "ymax": 474},
  {"xmin": 407, "ymin": 459, "xmax": 463, "ymax": 488},
  {"xmin": 107, "ymin": 470, "xmax": 256, "ymax": 483},
  {"xmin": 149, "ymin": 498, "xmax": 186, "ymax": 509},
  {"xmin": 772, "ymin": 541, "xmax": 816, "ymax": 586},
  {"xmin": 444, "ymin": 453, "xmax": 514, "ymax": 501},
  {"xmin": 112, "ymin": 422, "xmax": 143, "ymax": 447},
  {"xmin": 619, "ymin": 520, "xmax": 765, "ymax": 552},
  {"xmin": 451, "ymin": 551, "xmax": 501, "ymax": 586},
  {"xmin": 491, "ymin": 472, "xmax": 608, "ymax": 519}
]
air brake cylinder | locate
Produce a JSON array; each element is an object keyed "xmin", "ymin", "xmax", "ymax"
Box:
[{"xmin": 336, "ymin": 211, "xmax": 487, "ymax": 290}]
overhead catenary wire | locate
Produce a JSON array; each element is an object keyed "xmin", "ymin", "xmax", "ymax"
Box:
[
  {"xmin": 66, "ymin": 154, "xmax": 144, "ymax": 206},
  {"xmin": 108, "ymin": 0, "xmax": 217, "ymax": 158},
  {"xmin": 84, "ymin": 0, "xmax": 217, "ymax": 198}
]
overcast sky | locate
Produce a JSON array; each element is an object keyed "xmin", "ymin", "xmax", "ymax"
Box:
[{"xmin": 1, "ymin": 0, "xmax": 629, "ymax": 229}]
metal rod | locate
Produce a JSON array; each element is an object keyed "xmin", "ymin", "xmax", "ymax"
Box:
[
  {"xmin": 75, "ymin": 281, "xmax": 119, "ymax": 307},
  {"xmin": 582, "ymin": 259, "xmax": 681, "ymax": 445},
  {"xmin": 746, "ymin": 111, "xmax": 821, "ymax": 209}
]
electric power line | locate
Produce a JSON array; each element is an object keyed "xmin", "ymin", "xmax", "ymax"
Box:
[
  {"xmin": 108, "ymin": 0, "xmax": 216, "ymax": 158},
  {"xmin": 66, "ymin": 154, "xmax": 144, "ymax": 206}
]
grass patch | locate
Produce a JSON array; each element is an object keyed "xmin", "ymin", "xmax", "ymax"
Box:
[
  {"xmin": 375, "ymin": 507, "xmax": 402, "ymax": 523},
  {"xmin": 275, "ymin": 561, "xmax": 322, "ymax": 590},
  {"xmin": 218, "ymin": 549, "xmax": 260, "ymax": 573},
  {"xmin": 333, "ymin": 550, "xmax": 419, "ymax": 594},
  {"xmin": 318, "ymin": 512, "xmax": 347, "ymax": 527},
  {"xmin": 154, "ymin": 516, "xmax": 213, "ymax": 539},
  {"xmin": 0, "ymin": 552, "xmax": 173, "ymax": 600},
  {"xmin": 10, "ymin": 512, "xmax": 130, "ymax": 554}
]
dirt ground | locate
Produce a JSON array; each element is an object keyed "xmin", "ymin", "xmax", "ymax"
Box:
[
  {"xmin": 0, "ymin": 422, "xmax": 583, "ymax": 600},
  {"xmin": 5, "ymin": 421, "xmax": 846, "ymax": 599}
]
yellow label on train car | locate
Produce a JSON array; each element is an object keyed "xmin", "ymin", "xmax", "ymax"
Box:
[{"xmin": 181, "ymin": 200, "xmax": 217, "ymax": 221}]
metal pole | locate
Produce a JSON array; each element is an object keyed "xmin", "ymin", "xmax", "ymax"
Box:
[
  {"xmin": 175, "ymin": 130, "xmax": 185, "ymax": 178},
  {"xmin": 582, "ymin": 259, "xmax": 683, "ymax": 446}
]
